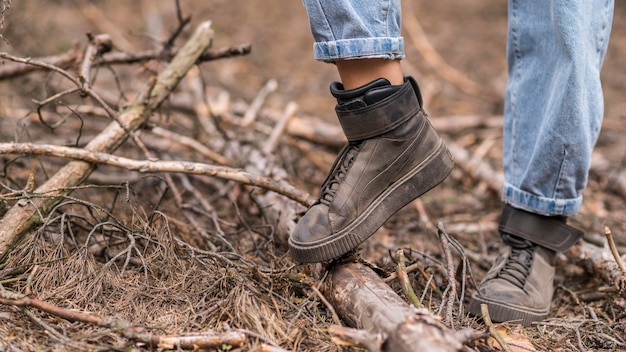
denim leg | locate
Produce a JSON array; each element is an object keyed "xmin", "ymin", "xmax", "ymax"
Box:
[
  {"xmin": 302, "ymin": 0, "xmax": 404, "ymax": 62},
  {"xmin": 503, "ymin": 0, "xmax": 614, "ymax": 216}
]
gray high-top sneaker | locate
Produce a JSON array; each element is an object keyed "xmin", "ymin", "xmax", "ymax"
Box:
[
  {"xmin": 468, "ymin": 204, "xmax": 584, "ymax": 326},
  {"xmin": 288, "ymin": 77, "xmax": 454, "ymax": 263}
]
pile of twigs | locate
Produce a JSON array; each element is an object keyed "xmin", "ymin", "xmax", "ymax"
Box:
[
  {"xmin": 0, "ymin": 13, "xmax": 338, "ymax": 351},
  {"xmin": 0, "ymin": 3, "xmax": 625, "ymax": 351}
]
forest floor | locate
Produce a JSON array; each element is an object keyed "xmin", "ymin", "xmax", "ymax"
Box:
[{"xmin": 0, "ymin": 1, "xmax": 625, "ymax": 351}]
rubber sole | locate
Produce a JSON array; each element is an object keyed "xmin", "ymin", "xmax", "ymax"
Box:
[
  {"xmin": 289, "ymin": 140, "xmax": 454, "ymax": 263},
  {"xmin": 468, "ymin": 294, "xmax": 549, "ymax": 327}
]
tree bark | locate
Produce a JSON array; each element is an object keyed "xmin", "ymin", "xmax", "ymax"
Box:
[{"xmin": 323, "ymin": 262, "xmax": 466, "ymax": 352}]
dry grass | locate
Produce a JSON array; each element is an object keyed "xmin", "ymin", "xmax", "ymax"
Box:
[{"xmin": 0, "ymin": 1, "xmax": 625, "ymax": 351}]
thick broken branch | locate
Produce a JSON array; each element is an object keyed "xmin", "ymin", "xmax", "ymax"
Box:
[
  {"xmin": 323, "ymin": 262, "xmax": 466, "ymax": 352},
  {"xmin": 569, "ymin": 240, "xmax": 626, "ymax": 296},
  {"xmin": 0, "ymin": 21, "xmax": 215, "ymax": 260}
]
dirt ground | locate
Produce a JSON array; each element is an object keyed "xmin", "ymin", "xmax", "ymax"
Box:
[{"xmin": 0, "ymin": 1, "xmax": 625, "ymax": 351}]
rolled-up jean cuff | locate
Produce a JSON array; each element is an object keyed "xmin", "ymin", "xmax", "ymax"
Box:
[
  {"xmin": 501, "ymin": 182, "xmax": 582, "ymax": 217},
  {"xmin": 313, "ymin": 37, "xmax": 405, "ymax": 62}
]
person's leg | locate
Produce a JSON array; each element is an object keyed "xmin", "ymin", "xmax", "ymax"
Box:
[
  {"xmin": 336, "ymin": 59, "xmax": 404, "ymax": 89},
  {"xmin": 289, "ymin": 0, "xmax": 453, "ymax": 263},
  {"xmin": 503, "ymin": 0, "xmax": 613, "ymax": 217},
  {"xmin": 469, "ymin": 0, "xmax": 614, "ymax": 326},
  {"xmin": 302, "ymin": 0, "xmax": 406, "ymax": 86}
]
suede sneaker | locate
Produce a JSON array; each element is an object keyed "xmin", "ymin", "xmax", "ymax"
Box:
[
  {"xmin": 468, "ymin": 233, "xmax": 556, "ymax": 326},
  {"xmin": 288, "ymin": 77, "xmax": 454, "ymax": 263},
  {"xmin": 468, "ymin": 205, "xmax": 584, "ymax": 326}
]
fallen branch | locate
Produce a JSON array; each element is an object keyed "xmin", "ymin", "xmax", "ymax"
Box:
[
  {"xmin": 569, "ymin": 240, "xmax": 626, "ymax": 296},
  {"xmin": 149, "ymin": 126, "xmax": 231, "ymax": 166},
  {"xmin": 80, "ymin": 33, "xmax": 113, "ymax": 91},
  {"xmin": 0, "ymin": 43, "xmax": 251, "ymax": 80},
  {"xmin": 0, "ymin": 143, "xmax": 312, "ymax": 206},
  {"xmin": 0, "ymin": 20, "xmax": 215, "ymax": 260},
  {"xmin": 186, "ymin": 68, "xmax": 308, "ymax": 242},
  {"xmin": 242, "ymin": 78, "xmax": 278, "ymax": 126},
  {"xmin": 444, "ymin": 138, "xmax": 504, "ymax": 195},
  {"xmin": 0, "ymin": 291, "xmax": 246, "ymax": 349},
  {"xmin": 323, "ymin": 262, "xmax": 467, "ymax": 352}
]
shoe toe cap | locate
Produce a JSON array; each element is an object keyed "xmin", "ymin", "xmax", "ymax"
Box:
[
  {"xmin": 474, "ymin": 278, "xmax": 551, "ymax": 310},
  {"xmin": 290, "ymin": 204, "xmax": 333, "ymax": 244}
]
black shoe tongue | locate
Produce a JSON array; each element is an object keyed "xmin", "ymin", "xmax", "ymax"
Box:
[{"xmin": 331, "ymin": 78, "xmax": 401, "ymax": 110}]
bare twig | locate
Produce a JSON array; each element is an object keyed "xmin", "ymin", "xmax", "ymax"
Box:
[
  {"xmin": 185, "ymin": 65, "xmax": 220, "ymax": 135},
  {"xmin": 0, "ymin": 142, "xmax": 312, "ymax": 206},
  {"xmin": 309, "ymin": 284, "xmax": 342, "ymax": 326},
  {"xmin": 164, "ymin": 0, "xmax": 191, "ymax": 49},
  {"xmin": 241, "ymin": 79, "xmax": 278, "ymax": 126},
  {"xmin": 0, "ymin": 290, "xmax": 246, "ymax": 350},
  {"xmin": 75, "ymin": 32, "xmax": 153, "ymax": 156},
  {"xmin": 437, "ymin": 222, "xmax": 457, "ymax": 327},
  {"xmin": 604, "ymin": 226, "xmax": 626, "ymax": 274},
  {"xmin": 0, "ymin": 43, "xmax": 251, "ymax": 80},
  {"xmin": 22, "ymin": 308, "xmax": 99, "ymax": 350},
  {"xmin": 149, "ymin": 126, "xmax": 230, "ymax": 165},
  {"xmin": 263, "ymin": 101, "xmax": 298, "ymax": 154},
  {"xmin": 80, "ymin": 33, "xmax": 112, "ymax": 90},
  {"xmin": 395, "ymin": 249, "xmax": 421, "ymax": 308},
  {"xmin": 177, "ymin": 174, "xmax": 237, "ymax": 252},
  {"xmin": 1, "ymin": 42, "xmax": 143, "ymax": 142},
  {"xmin": 412, "ymin": 198, "xmax": 437, "ymax": 233},
  {"xmin": 445, "ymin": 138, "xmax": 504, "ymax": 195},
  {"xmin": 480, "ymin": 304, "xmax": 513, "ymax": 352},
  {"xmin": 0, "ymin": 52, "xmax": 82, "ymax": 85},
  {"xmin": 383, "ymin": 252, "xmax": 442, "ymax": 298}
]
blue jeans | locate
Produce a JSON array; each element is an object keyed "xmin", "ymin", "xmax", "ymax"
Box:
[
  {"xmin": 302, "ymin": 0, "xmax": 614, "ymax": 217},
  {"xmin": 303, "ymin": 0, "xmax": 405, "ymax": 62}
]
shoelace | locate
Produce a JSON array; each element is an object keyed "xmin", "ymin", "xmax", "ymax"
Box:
[
  {"xmin": 318, "ymin": 142, "xmax": 362, "ymax": 205},
  {"xmin": 496, "ymin": 244, "xmax": 535, "ymax": 289}
]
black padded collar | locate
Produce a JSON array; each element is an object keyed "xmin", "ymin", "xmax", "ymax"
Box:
[
  {"xmin": 499, "ymin": 204, "xmax": 584, "ymax": 252},
  {"xmin": 334, "ymin": 76, "xmax": 424, "ymax": 142}
]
